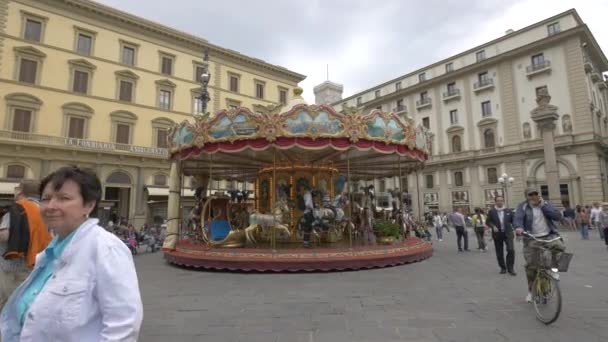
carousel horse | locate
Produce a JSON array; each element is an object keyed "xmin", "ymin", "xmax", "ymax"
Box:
[{"xmin": 244, "ymin": 201, "xmax": 291, "ymax": 245}]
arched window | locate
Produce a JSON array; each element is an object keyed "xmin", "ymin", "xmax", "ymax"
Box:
[
  {"xmin": 454, "ymin": 171, "xmax": 463, "ymax": 187},
  {"xmin": 6, "ymin": 165, "xmax": 25, "ymax": 179},
  {"xmin": 153, "ymin": 174, "xmax": 167, "ymax": 186},
  {"xmin": 484, "ymin": 129, "xmax": 495, "ymax": 148},
  {"xmin": 106, "ymin": 171, "xmax": 131, "ymax": 184},
  {"xmin": 451, "ymin": 135, "xmax": 462, "ymax": 152}
]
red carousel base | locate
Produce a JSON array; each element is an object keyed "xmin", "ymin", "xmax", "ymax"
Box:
[{"xmin": 163, "ymin": 237, "xmax": 433, "ymax": 272}]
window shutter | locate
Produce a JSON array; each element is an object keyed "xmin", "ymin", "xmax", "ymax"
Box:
[
  {"xmin": 19, "ymin": 59, "xmax": 37, "ymax": 83},
  {"xmin": 68, "ymin": 117, "xmax": 85, "ymax": 138},
  {"xmin": 73, "ymin": 71, "xmax": 88, "ymax": 93},
  {"xmin": 119, "ymin": 81, "xmax": 133, "ymax": 102},
  {"xmin": 156, "ymin": 129, "xmax": 168, "ymax": 148},
  {"xmin": 116, "ymin": 124, "xmax": 130, "ymax": 144},
  {"xmin": 12, "ymin": 109, "xmax": 32, "ymax": 132}
]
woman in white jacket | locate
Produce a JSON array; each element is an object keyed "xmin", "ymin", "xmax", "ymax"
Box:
[{"xmin": 0, "ymin": 166, "xmax": 143, "ymax": 342}]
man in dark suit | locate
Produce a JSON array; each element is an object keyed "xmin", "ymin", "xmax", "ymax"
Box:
[{"xmin": 486, "ymin": 195, "xmax": 516, "ymax": 275}]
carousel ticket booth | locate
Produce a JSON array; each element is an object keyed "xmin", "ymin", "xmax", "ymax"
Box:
[{"xmin": 162, "ymin": 88, "xmax": 434, "ymax": 272}]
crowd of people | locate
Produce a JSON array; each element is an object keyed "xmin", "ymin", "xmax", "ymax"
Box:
[{"xmin": 105, "ymin": 222, "xmax": 167, "ymax": 255}]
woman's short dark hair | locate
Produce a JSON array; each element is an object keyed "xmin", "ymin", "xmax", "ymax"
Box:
[{"xmin": 39, "ymin": 166, "xmax": 102, "ymax": 211}]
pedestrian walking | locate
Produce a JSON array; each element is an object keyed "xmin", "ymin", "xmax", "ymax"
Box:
[
  {"xmin": 432, "ymin": 212, "xmax": 443, "ymax": 241},
  {"xmin": 562, "ymin": 203, "xmax": 576, "ymax": 231},
  {"xmin": 598, "ymin": 202, "xmax": 608, "ymax": 248},
  {"xmin": 590, "ymin": 202, "xmax": 604, "ymax": 240},
  {"xmin": 449, "ymin": 208, "xmax": 469, "ymax": 252},
  {"xmin": 486, "ymin": 196, "xmax": 516, "ymax": 275},
  {"xmin": 471, "ymin": 208, "xmax": 488, "ymax": 252},
  {"xmin": 575, "ymin": 205, "xmax": 590, "ymax": 240}
]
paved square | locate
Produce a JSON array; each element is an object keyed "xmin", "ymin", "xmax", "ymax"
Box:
[{"xmin": 136, "ymin": 230, "xmax": 608, "ymax": 341}]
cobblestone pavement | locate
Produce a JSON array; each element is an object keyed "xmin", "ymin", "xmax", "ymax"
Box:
[{"xmin": 136, "ymin": 229, "xmax": 608, "ymax": 342}]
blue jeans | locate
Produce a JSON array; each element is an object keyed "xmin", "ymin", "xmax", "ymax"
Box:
[
  {"xmin": 580, "ymin": 224, "xmax": 589, "ymax": 240},
  {"xmin": 435, "ymin": 225, "xmax": 443, "ymax": 240}
]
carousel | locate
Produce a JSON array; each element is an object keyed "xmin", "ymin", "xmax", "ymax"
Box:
[{"xmin": 162, "ymin": 88, "xmax": 434, "ymax": 272}]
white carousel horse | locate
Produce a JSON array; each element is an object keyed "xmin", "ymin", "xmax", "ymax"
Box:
[{"xmin": 244, "ymin": 202, "xmax": 291, "ymax": 244}]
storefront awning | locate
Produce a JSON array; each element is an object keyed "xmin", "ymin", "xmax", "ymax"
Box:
[
  {"xmin": 0, "ymin": 182, "xmax": 18, "ymax": 195},
  {"xmin": 146, "ymin": 187, "xmax": 195, "ymax": 197}
]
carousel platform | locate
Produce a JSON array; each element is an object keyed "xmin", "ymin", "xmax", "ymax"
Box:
[{"xmin": 163, "ymin": 237, "xmax": 433, "ymax": 272}]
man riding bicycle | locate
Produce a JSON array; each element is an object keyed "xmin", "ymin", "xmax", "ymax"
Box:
[{"xmin": 513, "ymin": 188, "xmax": 566, "ymax": 303}]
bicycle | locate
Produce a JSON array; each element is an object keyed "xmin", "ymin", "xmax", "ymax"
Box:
[{"xmin": 522, "ymin": 232, "xmax": 573, "ymax": 325}]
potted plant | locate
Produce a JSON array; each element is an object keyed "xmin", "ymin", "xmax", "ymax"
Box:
[{"xmin": 373, "ymin": 220, "xmax": 400, "ymax": 245}]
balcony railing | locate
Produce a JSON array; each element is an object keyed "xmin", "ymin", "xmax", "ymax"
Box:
[
  {"xmin": 0, "ymin": 130, "xmax": 169, "ymax": 158},
  {"xmin": 473, "ymin": 78, "xmax": 494, "ymax": 92},
  {"xmin": 416, "ymin": 97, "xmax": 432, "ymax": 109},
  {"xmin": 526, "ymin": 60, "xmax": 551, "ymax": 73},
  {"xmin": 393, "ymin": 105, "xmax": 407, "ymax": 113},
  {"xmin": 442, "ymin": 89, "xmax": 461, "ymax": 101}
]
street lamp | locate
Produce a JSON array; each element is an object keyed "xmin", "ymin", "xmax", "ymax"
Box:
[
  {"xmin": 498, "ymin": 173, "xmax": 515, "ymax": 208},
  {"xmin": 197, "ymin": 50, "xmax": 211, "ymax": 117}
]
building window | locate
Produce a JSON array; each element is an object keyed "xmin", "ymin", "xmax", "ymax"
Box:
[
  {"xmin": 531, "ymin": 53, "xmax": 545, "ymax": 67},
  {"xmin": 375, "ymin": 90, "xmax": 381, "ymax": 98},
  {"xmin": 483, "ymin": 129, "xmax": 495, "ymax": 148},
  {"xmin": 119, "ymin": 80, "xmax": 134, "ymax": 102},
  {"xmin": 255, "ymin": 82, "xmax": 265, "ymax": 99},
  {"xmin": 229, "ymin": 74, "xmax": 239, "ymax": 92},
  {"xmin": 418, "ymin": 73, "xmax": 426, "ymax": 82},
  {"xmin": 159, "ymin": 90, "xmax": 171, "ymax": 110},
  {"xmin": 6, "ymin": 93, "xmax": 42, "ymax": 134},
  {"xmin": 395, "ymin": 82, "xmax": 402, "ymax": 91},
  {"xmin": 67, "ymin": 116, "xmax": 85, "ymax": 139},
  {"xmin": 447, "ymin": 82, "xmax": 457, "ymax": 95},
  {"xmin": 356, "ymin": 97, "xmax": 362, "ymax": 105},
  {"xmin": 72, "ymin": 70, "xmax": 89, "ymax": 94},
  {"xmin": 425, "ymin": 174, "xmax": 434, "ymax": 189},
  {"xmin": 153, "ymin": 174, "xmax": 167, "ymax": 186},
  {"xmin": 12, "ymin": 109, "xmax": 32, "ymax": 132},
  {"xmin": 478, "ymin": 71, "xmax": 489, "ymax": 83},
  {"xmin": 422, "ymin": 117, "xmax": 430, "ymax": 129},
  {"xmin": 75, "ymin": 28, "xmax": 95, "ymax": 56},
  {"xmin": 451, "ymin": 135, "xmax": 462, "ymax": 152},
  {"xmin": 21, "ymin": 12, "xmax": 47, "ymax": 43},
  {"xmin": 476, "ymin": 50, "xmax": 486, "ymax": 62},
  {"xmin": 547, "ymin": 22, "xmax": 560, "ymax": 36},
  {"xmin": 379, "ymin": 179, "xmax": 386, "ymax": 193},
  {"xmin": 445, "ymin": 62, "xmax": 454, "ymax": 73},
  {"xmin": 18, "ymin": 59, "xmax": 37, "ymax": 84},
  {"xmin": 156, "ymin": 129, "xmax": 168, "ymax": 148},
  {"xmin": 420, "ymin": 91, "xmax": 428, "ymax": 101},
  {"xmin": 481, "ymin": 101, "xmax": 492, "ymax": 117},
  {"xmin": 396, "ymin": 99, "xmax": 405, "ymax": 111},
  {"xmin": 375, "ymin": 106, "xmax": 382, "ymax": 111},
  {"xmin": 193, "ymin": 95, "xmax": 204, "ymax": 114},
  {"xmin": 121, "ymin": 45, "xmax": 136, "ymax": 66},
  {"xmin": 454, "ymin": 171, "xmax": 464, "ymax": 187},
  {"xmin": 535, "ymin": 85, "xmax": 548, "ymax": 97},
  {"xmin": 115, "ymin": 124, "xmax": 131, "ymax": 144},
  {"xmin": 6, "ymin": 165, "xmax": 26, "ymax": 179},
  {"xmin": 279, "ymin": 88, "xmax": 288, "ymax": 105},
  {"xmin": 487, "ymin": 168, "xmax": 498, "ymax": 184},
  {"xmin": 160, "ymin": 54, "xmax": 174, "ymax": 75},
  {"xmin": 449, "ymin": 110, "xmax": 458, "ymax": 125}
]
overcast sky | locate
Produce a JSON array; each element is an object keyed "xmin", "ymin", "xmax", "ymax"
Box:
[{"xmin": 94, "ymin": 0, "xmax": 608, "ymax": 102}]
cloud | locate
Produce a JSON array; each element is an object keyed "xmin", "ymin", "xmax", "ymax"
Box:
[{"xmin": 93, "ymin": 0, "xmax": 608, "ymax": 102}]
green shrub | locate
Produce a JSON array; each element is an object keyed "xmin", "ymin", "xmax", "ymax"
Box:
[{"xmin": 373, "ymin": 221, "xmax": 401, "ymax": 239}]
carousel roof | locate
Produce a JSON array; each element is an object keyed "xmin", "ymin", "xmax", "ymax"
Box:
[{"xmin": 167, "ymin": 88, "xmax": 432, "ymax": 180}]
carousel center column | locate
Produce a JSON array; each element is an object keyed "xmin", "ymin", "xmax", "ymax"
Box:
[{"xmin": 163, "ymin": 160, "xmax": 181, "ymax": 250}]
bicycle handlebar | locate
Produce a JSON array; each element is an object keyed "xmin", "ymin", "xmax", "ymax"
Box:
[{"xmin": 521, "ymin": 231, "xmax": 562, "ymax": 243}]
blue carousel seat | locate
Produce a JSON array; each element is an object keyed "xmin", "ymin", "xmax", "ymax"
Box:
[{"xmin": 210, "ymin": 220, "xmax": 231, "ymax": 241}]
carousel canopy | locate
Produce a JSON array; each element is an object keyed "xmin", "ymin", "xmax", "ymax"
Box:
[{"xmin": 167, "ymin": 89, "xmax": 432, "ymax": 180}]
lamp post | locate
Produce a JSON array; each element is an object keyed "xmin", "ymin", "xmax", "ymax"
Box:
[
  {"xmin": 498, "ymin": 173, "xmax": 515, "ymax": 208},
  {"xmin": 197, "ymin": 50, "xmax": 211, "ymax": 117}
]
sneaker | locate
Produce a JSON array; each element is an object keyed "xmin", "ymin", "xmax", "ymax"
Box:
[{"xmin": 526, "ymin": 292, "xmax": 532, "ymax": 303}]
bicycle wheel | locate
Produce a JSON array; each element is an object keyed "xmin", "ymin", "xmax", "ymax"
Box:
[{"xmin": 532, "ymin": 272, "xmax": 562, "ymax": 324}]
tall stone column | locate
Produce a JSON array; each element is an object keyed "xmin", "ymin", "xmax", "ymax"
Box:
[
  {"xmin": 531, "ymin": 90, "xmax": 561, "ymax": 207},
  {"xmin": 162, "ymin": 160, "xmax": 181, "ymax": 251}
]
